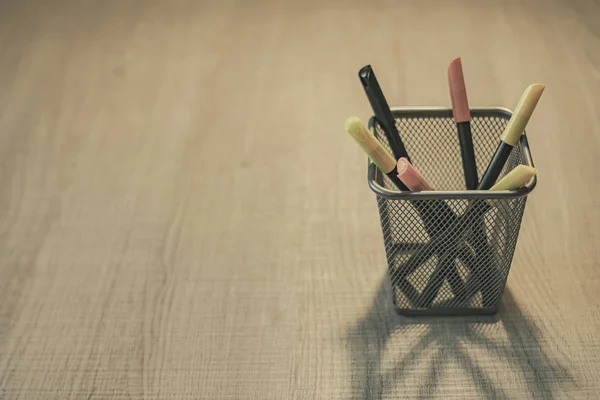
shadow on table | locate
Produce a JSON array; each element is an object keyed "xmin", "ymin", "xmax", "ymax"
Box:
[{"xmin": 345, "ymin": 277, "xmax": 575, "ymax": 399}]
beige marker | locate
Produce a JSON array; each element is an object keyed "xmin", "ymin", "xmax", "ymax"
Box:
[
  {"xmin": 345, "ymin": 117, "xmax": 396, "ymax": 173},
  {"xmin": 345, "ymin": 116, "xmax": 406, "ymax": 190},
  {"xmin": 490, "ymin": 165, "xmax": 537, "ymax": 191},
  {"xmin": 501, "ymin": 84, "xmax": 545, "ymax": 146},
  {"xmin": 478, "ymin": 84, "xmax": 545, "ymax": 189}
]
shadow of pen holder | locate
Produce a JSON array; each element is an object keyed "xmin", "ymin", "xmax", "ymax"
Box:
[{"xmin": 369, "ymin": 108, "xmax": 536, "ymax": 316}]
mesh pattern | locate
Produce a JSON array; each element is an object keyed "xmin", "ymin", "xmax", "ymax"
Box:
[{"xmin": 372, "ymin": 112, "xmax": 530, "ymax": 316}]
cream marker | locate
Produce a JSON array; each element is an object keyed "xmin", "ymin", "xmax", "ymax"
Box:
[
  {"xmin": 345, "ymin": 116, "xmax": 408, "ymax": 191},
  {"xmin": 478, "ymin": 84, "xmax": 544, "ymax": 189},
  {"xmin": 490, "ymin": 165, "xmax": 537, "ymax": 191}
]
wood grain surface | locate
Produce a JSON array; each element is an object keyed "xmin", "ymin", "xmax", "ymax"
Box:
[{"xmin": 0, "ymin": 0, "xmax": 599, "ymax": 398}]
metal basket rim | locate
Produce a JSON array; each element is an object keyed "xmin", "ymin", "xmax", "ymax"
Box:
[{"xmin": 367, "ymin": 106, "xmax": 537, "ymax": 200}]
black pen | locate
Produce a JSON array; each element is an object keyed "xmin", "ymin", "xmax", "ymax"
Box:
[{"xmin": 358, "ymin": 65, "xmax": 410, "ymax": 162}]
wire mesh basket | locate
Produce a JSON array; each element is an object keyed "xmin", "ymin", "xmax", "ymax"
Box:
[{"xmin": 368, "ymin": 107, "xmax": 536, "ymax": 316}]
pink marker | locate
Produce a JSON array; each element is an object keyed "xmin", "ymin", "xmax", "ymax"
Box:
[{"xmin": 397, "ymin": 157, "xmax": 434, "ymax": 191}]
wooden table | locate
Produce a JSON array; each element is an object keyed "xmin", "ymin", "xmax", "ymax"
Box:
[{"xmin": 0, "ymin": 0, "xmax": 599, "ymax": 398}]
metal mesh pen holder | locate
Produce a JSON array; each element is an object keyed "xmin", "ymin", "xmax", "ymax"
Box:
[{"xmin": 368, "ymin": 107, "xmax": 536, "ymax": 316}]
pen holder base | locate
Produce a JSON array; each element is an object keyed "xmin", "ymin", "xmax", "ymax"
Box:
[
  {"xmin": 368, "ymin": 108, "xmax": 535, "ymax": 317},
  {"xmin": 392, "ymin": 304, "xmax": 500, "ymax": 317}
]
